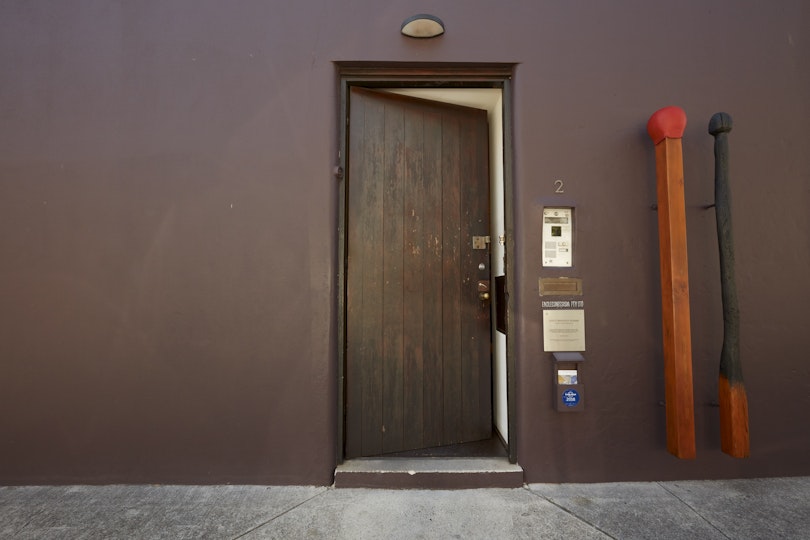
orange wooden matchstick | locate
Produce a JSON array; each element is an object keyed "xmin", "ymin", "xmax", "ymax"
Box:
[{"xmin": 648, "ymin": 106, "xmax": 696, "ymax": 459}]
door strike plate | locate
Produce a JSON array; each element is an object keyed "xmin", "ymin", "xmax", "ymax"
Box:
[{"xmin": 472, "ymin": 236, "xmax": 491, "ymax": 250}]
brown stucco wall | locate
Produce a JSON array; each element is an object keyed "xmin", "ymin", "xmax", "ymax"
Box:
[{"xmin": 1, "ymin": 1, "xmax": 808, "ymax": 484}]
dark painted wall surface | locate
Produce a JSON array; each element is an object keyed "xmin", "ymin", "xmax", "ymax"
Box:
[{"xmin": 1, "ymin": 1, "xmax": 808, "ymax": 484}]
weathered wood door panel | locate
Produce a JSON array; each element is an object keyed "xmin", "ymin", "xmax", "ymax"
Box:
[{"xmin": 345, "ymin": 88, "xmax": 491, "ymax": 458}]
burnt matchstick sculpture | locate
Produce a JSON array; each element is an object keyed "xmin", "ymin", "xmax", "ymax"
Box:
[
  {"xmin": 709, "ymin": 112, "xmax": 750, "ymax": 458},
  {"xmin": 647, "ymin": 106, "xmax": 697, "ymax": 459}
]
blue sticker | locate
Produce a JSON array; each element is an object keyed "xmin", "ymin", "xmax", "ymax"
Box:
[{"xmin": 562, "ymin": 389, "xmax": 580, "ymax": 407}]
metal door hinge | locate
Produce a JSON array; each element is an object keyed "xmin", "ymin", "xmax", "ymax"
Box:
[{"xmin": 472, "ymin": 236, "xmax": 491, "ymax": 250}]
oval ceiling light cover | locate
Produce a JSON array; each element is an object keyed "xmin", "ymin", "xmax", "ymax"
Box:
[{"xmin": 401, "ymin": 14, "xmax": 445, "ymax": 38}]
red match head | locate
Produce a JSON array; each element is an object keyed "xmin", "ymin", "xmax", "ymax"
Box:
[{"xmin": 647, "ymin": 106, "xmax": 687, "ymax": 144}]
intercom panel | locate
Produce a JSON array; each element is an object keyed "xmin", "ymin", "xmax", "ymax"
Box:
[{"xmin": 542, "ymin": 207, "xmax": 573, "ymax": 267}]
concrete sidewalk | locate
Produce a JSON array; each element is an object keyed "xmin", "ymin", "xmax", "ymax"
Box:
[{"xmin": 1, "ymin": 477, "xmax": 808, "ymax": 539}]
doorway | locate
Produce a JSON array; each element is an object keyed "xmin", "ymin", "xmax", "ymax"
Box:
[{"xmin": 337, "ymin": 65, "xmax": 516, "ymax": 464}]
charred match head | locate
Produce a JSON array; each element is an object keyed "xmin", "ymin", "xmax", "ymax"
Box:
[{"xmin": 709, "ymin": 112, "xmax": 733, "ymax": 136}]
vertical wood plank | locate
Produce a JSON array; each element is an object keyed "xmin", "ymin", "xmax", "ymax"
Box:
[
  {"xmin": 344, "ymin": 89, "xmax": 366, "ymax": 458},
  {"xmin": 459, "ymin": 110, "xmax": 492, "ymax": 440},
  {"xmin": 382, "ymin": 102, "xmax": 405, "ymax": 453},
  {"xmin": 477, "ymin": 112, "xmax": 493, "ymax": 437},
  {"xmin": 442, "ymin": 111, "xmax": 463, "ymax": 444},
  {"xmin": 475, "ymin": 114, "xmax": 493, "ymax": 438},
  {"xmin": 359, "ymin": 92, "xmax": 385, "ymax": 457},
  {"xmin": 421, "ymin": 108, "xmax": 444, "ymax": 448},
  {"xmin": 402, "ymin": 105, "xmax": 425, "ymax": 450},
  {"xmin": 459, "ymin": 112, "xmax": 478, "ymax": 441}
]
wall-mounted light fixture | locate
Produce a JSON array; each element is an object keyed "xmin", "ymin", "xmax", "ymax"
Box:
[{"xmin": 401, "ymin": 14, "xmax": 445, "ymax": 38}]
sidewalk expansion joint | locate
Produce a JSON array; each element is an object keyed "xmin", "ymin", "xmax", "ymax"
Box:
[
  {"xmin": 230, "ymin": 487, "xmax": 329, "ymax": 539},
  {"xmin": 524, "ymin": 487, "xmax": 618, "ymax": 540},
  {"xmin": 656, "ymin": 482, "xmax": 734, "ymax": 540}
]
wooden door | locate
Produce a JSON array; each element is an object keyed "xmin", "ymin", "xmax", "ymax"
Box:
[{"xmin": 345, "ymin": 88, "xmax": 492, "ymax": 458}]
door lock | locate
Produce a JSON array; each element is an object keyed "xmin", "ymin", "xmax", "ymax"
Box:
[{"xmin": 478, "ymin": 280, "xmax": 490, "ymax": 301}]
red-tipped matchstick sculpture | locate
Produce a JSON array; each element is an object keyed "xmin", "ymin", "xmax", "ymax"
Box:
[{"xmin": 647, "ymin": 106, "xmax": 696, "ymax": 459}]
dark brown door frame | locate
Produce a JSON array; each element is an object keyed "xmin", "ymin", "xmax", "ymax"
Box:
[{"xmin": 336, "ymin": 63, "xmax": 518, "ymax": 464}]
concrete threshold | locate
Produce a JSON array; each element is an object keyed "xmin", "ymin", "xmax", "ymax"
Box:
[{"xmin": 334, "ymin": 457, "xmax": 524, "ymax": 489}]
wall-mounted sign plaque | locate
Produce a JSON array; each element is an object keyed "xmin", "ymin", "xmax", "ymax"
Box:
[{"xmin": 543, "ymin": 309, "xmax": 585, "ymax": 352}]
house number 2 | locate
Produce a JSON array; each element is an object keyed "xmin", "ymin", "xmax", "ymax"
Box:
[{"xmin": 554, "ymin": 179, "xmax": 565, "ymax": 193}]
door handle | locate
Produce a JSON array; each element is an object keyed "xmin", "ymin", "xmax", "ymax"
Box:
[{"xmin": 478, "ymin": 280, "xmax": 490, "ymax": 301}]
